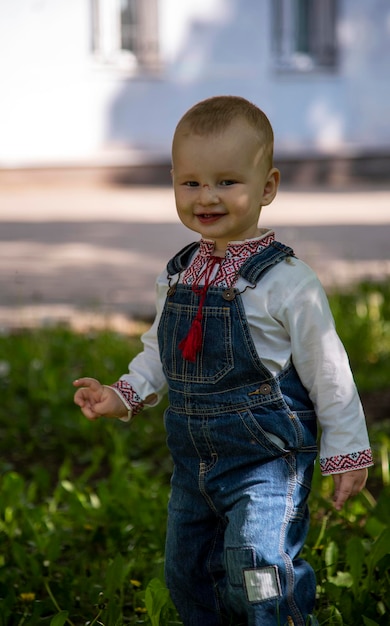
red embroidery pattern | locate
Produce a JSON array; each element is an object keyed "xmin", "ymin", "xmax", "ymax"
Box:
[
  {"xmin": 320, "ymin": 449, "xmax": 373, "ymax": 475},
  {"xmin": 111, "ymin": 380, "xmax": 144, "ymax": 416},
  {"xmin": 182, "ymin": 234, "xmax": 275, "ymax": 288}
]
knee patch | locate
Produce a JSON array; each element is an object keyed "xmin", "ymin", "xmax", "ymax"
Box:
[
  {"xmin": 243, "ymin": 566, "xmax": 282, "ymax": 603},
  {"xmin": 226, "ymin": 547, "xmax": 282, "ymax": 603}
]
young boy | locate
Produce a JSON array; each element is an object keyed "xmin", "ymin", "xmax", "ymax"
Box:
[{"xmin": 74, "ymin": 96, "xmax": 373, "ymax": 626}]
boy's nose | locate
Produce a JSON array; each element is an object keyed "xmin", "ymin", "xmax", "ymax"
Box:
[{"xmin": 199, "ymin": 183, "xmax": 219, "ymax": 204}]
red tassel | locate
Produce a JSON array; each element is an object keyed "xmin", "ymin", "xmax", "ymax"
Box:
[
  {"xmin": 179, "ymin": 316, "xmax": 203, "ymax": 362},
  {"xmin": 179, "ymin": 255, "xmax": 221, "ymax": 362}
]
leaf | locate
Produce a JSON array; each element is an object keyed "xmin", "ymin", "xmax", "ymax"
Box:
[
  {"xmin": 50, "ymin": 611, "xmax": 69, "ymax": 626},
  {"xmin": 318, "ymin": 605, "xmax": 343, "ymax": 625},
  {"xmin": 324, "ymin": 540, "xmax": 339, "ymax": 578},
  {"xmin": 368, "ymin": 528, "xmax": 390, "ymax": 573},
  {"xmin": 145, "ymin": 578, "xmax": 170, "ymax": 626},
  {"xmin": 106, "ymin": 553, "xmax": 125, "ymax": 597},
  {"xmin": 329, "ymin": 571, "xmax": 353, "ymax": 588},
  {"xmin": 373, "ymin": 487, "xmax": 390, "ymax": 525},
  {"xmin": 365, "ymin": 516, "xmax": 386, "ymax": 539},
  {"xmin": 362, "ymin": 617, "xmax": 380, "ymax": 626},
  {"xmin": 346, "ymin": 536, "xmax": 365, "ymax": 595}
]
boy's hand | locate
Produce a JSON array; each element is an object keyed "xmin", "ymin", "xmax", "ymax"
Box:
[
  {"xmin": 332, "ymin": 468, "xmax": 368, "ymax": 510},
  {"xmin": 73, "ymin": 377, "xmax": 127, "ymax": 421}
]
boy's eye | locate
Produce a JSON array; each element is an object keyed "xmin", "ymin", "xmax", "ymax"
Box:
[
  {"xmin": 184, "ymin": 181, "xmax": 199, "ymax": 187},
  {"xmin": 220, "ymin": 180, "xmax": 236, "ymax": 186}
]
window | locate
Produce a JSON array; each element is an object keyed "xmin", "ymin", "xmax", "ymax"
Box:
[
  {"xmin": 91, "ymin": 0, "xmax": 159, "ymax": 72},
  {"xmin": 272, "ymin": 0, "xmax": 338, "ymax": 71}
]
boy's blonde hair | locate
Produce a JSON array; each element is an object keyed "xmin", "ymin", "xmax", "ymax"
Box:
[{"xmin": 173, "ymin": 95, "xmax": 274, "ymax": 168}]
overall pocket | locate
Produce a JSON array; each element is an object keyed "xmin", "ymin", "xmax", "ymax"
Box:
[
  {"xmin": 159, "ymin": 301, "xmax": 234, "ymax": 383},
  {"xmin": 238, "ymin": 407, "xmax": 317, "ymax": 454}
]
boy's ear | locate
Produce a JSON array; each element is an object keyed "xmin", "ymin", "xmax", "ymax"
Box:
[{"xmin": 261, "ymin": 168, "xmax": 280, "ymax": 206}]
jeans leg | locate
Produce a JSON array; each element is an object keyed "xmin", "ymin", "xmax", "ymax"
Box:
[
  {"xmin": 165, "ymin": 480, "xmax": 230, "ymax": 626},
  {"xmin": 164, "ymin": 411, "xmax": 317, "ymax": 625},
  {"xmin": 219, "ymin": 453, "xmax": 316, "ymax": 626}
]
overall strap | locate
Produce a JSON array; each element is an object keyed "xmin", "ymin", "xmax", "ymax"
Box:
[
  {"xmin": 166, "ymin": 242, "xmax": 200, "ymax": 276},
  {"xmin": 239, "ymin": 241, "xmax": 295, "ymax": 284}
]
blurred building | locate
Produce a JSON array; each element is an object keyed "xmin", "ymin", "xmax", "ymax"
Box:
[{"xmin": 0, "ymin": 0, "xmax": 389, "ymax": 183}]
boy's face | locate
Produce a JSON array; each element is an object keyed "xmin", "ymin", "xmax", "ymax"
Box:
[{"xmin": 171, "ymin": 118, "xmax": 279, "ymax": 255}]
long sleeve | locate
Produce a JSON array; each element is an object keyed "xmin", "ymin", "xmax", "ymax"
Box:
[{"xmin": 254, "ymin": 259, "xmax": 373, "ymax": 475}]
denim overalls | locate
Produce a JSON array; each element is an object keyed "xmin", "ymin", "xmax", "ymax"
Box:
[{"xmin": 157, "ymin": 241, "xmax": 318, "ymax": 626}]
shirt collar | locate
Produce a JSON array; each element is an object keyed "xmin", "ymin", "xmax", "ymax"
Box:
[{"xmin": 199, "ymin": 229, "xmax": 275, "ymax": 259}]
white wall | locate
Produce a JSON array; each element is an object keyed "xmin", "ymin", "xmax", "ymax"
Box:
[{"xmin": 0, "ymin": 0, "xmax": 389, "ymax": 167}]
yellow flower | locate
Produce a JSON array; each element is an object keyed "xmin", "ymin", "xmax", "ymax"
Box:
[
  {"xmin": 20, "ymin": 592, "xmax": 36, "ymax": 603},
  {"xmin": 130, "ymin": 579, "xmax": 142, "ymax": 588},
  {"xmin": 135, "ymin": 607, "xmax": 147, "ymax": 614}
]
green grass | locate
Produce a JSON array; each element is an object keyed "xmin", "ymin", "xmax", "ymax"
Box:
[
  {"xmin": 327, "ymin": 281, "xmax": 390, "ymax": 392},
  {"xmin": 0, "ymin": 280, "xmax": 389, "ymax": 625}
]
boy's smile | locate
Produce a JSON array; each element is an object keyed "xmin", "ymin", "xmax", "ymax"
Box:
[{"xmin": 171, "ymin": 118, "xmax": 279, "ymax": 256}]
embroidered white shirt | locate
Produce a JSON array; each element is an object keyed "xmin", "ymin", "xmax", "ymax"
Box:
[{"xmin": 112, "ymin": 230, "xmax": 373, "ymax": 475}]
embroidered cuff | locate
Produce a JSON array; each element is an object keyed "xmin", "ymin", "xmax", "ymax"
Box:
[
  {"xmin": 110, "ymin": 380, "xmax": 145, "ymax": 422},
  {"xmin": 320, "ymin": 448, "xmax": 374, "ymax": 475}
]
